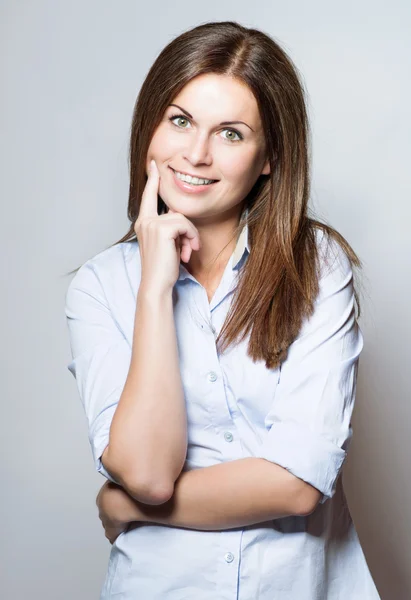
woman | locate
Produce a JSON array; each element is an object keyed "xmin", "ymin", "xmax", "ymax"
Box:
[{"xmin": 65, "ymin": 20, "xmax": 380, "ymax": 599}]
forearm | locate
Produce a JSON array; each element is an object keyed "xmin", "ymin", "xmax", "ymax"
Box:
[
  {"xmin": 120, "ymin": 458, "xmax": 307, "ymax": 530},
  {"xmin": 105, "ymin": 286, "xmax": 187, "ymax": 502}
]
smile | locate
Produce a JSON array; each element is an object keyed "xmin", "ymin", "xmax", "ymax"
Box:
[
  {"xmin": 172, "ymin": 168, "xmax": 217, "ymax": 185},
  {"xmin": 169, "ymin": 167, "xmax": 219, "ymax": 194}
]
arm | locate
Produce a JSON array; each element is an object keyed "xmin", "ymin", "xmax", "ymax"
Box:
[
  {"xmin": 65, "ymin": 262, "xmax": 187, "ymax": 505},
  {"xmin": 99, "ymin": 457, "xmax": 319, "ymax": 533},
  {"xmin": 104, "ymin": 286, "xmax": 187, "ymax": 503},
  {"xmin": 255, "ymin": 233, "xmax": 364, "ymax": 508}
]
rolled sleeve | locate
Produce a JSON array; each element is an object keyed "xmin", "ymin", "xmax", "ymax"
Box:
[
  {"xmin": 65, "ymin": 261, "xmax": 132, "ymax": 484},
  {"xmin": 257, "ymin": 235, "xmax": 364, "ymax": 504}
]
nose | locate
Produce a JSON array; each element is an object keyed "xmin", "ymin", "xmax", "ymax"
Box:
[{"xmin": 182, "ymin": 131, "xmax": 212, "ymax": 166}]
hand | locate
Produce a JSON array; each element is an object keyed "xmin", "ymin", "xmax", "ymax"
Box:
[
  {"xmin": 96, "ymin": 481, "xmax": 138, "ymax": 545},
  {"xmin": 100, "ymin": 515, "xmax": 128, "ymax": 546},
  {"xmin": 134, "ymin": 159, "xmax": 201, "ymax": 294}
]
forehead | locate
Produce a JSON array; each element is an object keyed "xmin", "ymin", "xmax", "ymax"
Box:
[{"xmin": 170, "ymin": 73, "xmax": 260, "ymax": 123}]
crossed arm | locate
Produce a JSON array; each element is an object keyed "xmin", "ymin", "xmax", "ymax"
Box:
[
  {"xmin": 69, "ymin": 238, "xmax": 356, "ymax": 536},
  {"xmin": 93, "ymin": 287, "xmax": 321, "ymax": 532},
  {"xmin": 97, "ymin": 456, "xmax": 321, "ymax": 533}
]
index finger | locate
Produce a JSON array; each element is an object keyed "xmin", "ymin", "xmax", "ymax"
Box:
[{"xmin": 139, "ymin": 159, "xmax": 160, "ymax": 218}]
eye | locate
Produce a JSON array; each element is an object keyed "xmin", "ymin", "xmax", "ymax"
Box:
[
  {"xmin": 221, "ymin": 130, "xmax": 242, "ymax": 142},
  {"xmin": 169, "ymin": 114, "xmax": 191, "ymax": 129},
  {"xmin": 168, "ymin": 113, "xmax": 243, "ymax": 142}
]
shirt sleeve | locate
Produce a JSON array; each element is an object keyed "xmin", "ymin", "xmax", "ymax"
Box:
[
  {"xmin": 65, "ymin": 261, "xmax": 132, "ymax": 484},
  {"xmin": 256, "ymin": 235, "xmax": 364, "ymax": 504}
]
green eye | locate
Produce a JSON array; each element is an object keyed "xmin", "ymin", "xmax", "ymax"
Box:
[
  {"xmin": 222, "ymin": 130, "xmax": 241, "ymax": 142},
  {"xmin": 171, "ymin": 116, "xmax": 190, "ymax": 128},
  {"xmin": 168, "ymin": 114, "xmax": 244, "ymax": 142}
]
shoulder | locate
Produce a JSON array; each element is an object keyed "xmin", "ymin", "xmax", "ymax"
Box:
[
  {"xmin": 65, "ymin": 240, "xmax": 141, "ymax": 344},
  {"xmin": 83, "ymin": 240, "xmax": 138, "ymax": 276},
  {"xmin": 288, "ymin": 228, "xmax": 361, "ymax": 360},
  {"xmin": 314, "ymin": 227, "xmax": 354, "ymax": 296},
  {"xmin": 66, "ymin": 241, "xmax": 140, "ymax": 300}
]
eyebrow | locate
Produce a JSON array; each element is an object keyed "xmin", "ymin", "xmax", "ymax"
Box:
[{"xmin": 169, "ymin": 104, "xmax": 255, "ymax": 132}]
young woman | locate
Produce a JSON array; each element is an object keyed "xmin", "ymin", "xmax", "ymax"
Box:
[{"xmin": 65, "ymin": 20, "xmax": 381, "ymax": 600}]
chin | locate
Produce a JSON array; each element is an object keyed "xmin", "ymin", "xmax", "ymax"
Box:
[{"xmin": 163, "ymin": 196, "xmax": 202, "ymax": 213}]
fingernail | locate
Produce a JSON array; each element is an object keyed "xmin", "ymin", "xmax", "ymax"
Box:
[{"xmin": 150, "ymin": 159, "xmax": 156, "ymax": 171}]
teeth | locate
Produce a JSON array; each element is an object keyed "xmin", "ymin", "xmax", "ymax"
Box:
[{"xmin": 174, "ymin": 170, "xmax": 215, "ymax": 185}]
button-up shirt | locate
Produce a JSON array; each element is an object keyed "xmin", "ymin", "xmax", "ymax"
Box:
[{"xmin": 65, "ymin": 220, "xmax": 380, "ymax": 599}]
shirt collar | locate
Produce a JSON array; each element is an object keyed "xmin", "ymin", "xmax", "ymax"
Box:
[{"xmin": 232, "ymin": 207, "xmax": 250, "ymax": 270}]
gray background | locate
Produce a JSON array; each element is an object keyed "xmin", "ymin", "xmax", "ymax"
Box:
[{"xmin": 1, "ymin": 1, "xmax": 410, "ymax": 598}]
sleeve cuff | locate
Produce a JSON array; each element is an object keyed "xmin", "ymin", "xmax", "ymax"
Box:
[
  {"xmin": 97, "ymin": 457, "xmax": 122, "ymax": 485},
  {"xmin": 93, "ymin": 440, "xmax": 122, "ymax": 484},
  {"xmin": 256, "ymin": 420, "xmax": 347, "ymax": 504},
  {"xmin": 91, "ymin": 411, "xmax": 122, "ymax": 485}
]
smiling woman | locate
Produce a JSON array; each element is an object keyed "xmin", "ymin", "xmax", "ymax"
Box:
[
  {"xmin": 65, "ymin": 19, "xmax": 380, "ymax": 600},
  {"xmin": 145, "ymin": 74, "xmax": 270, "ymax": 219}
]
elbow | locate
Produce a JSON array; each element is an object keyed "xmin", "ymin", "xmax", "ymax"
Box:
[
  {"xmin": 124, "ymin": 478, "xmax": 174, "ymax": 505},
  {"xmin": 294, "ymin": 481, "xmax": 322, "ymax": 516},
  {"xmin": 102, "ymin": 446, "xmax": 175, "ymax": 505}
]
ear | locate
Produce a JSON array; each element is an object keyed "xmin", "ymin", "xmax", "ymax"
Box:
[{"xmin": 261, "ymin": 157, "xmax": 270, "ymax": 176}]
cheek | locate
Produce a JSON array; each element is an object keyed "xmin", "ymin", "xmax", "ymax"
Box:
[
  {"xmin": 149, "ymin": 123, "xmax": 183, "ymax": 155},
  {"xmin": 223, "ymin": 156, "xmax": 258, "ymax": 185},
  {"xmin": 145, "ymin": 136, "xmax": 169, "ymax": 176},
  {"xmin": 147, "ymin": 132, "xmax": 164, "ymax": 158}
]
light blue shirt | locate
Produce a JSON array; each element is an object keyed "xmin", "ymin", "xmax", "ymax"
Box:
[{"xmin": 65, "ymin": 221, "xmax": 380, "ymax": 599}]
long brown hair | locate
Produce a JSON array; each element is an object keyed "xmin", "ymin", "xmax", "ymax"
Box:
[{"xmin": 67, "ymin": 20, "xmax": 362, "ymax": 370}]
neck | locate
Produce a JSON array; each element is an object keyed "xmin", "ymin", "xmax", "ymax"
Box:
[{"xmin": 184, "ymin": 203, "xmax": 245, "ymax": 278}]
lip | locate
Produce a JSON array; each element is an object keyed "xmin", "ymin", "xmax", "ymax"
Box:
[
  {"xmin": 170, "ymin": 167, "xmax": 218, "ymax": 181},
  {"xmin": 169, "ymin": 166, "xmax": 219, "ymax": 194}
]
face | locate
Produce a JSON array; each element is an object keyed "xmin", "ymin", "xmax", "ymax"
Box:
[{"xmin": 145, "ymin": 73, "xmax": 270, "ymax": 223}]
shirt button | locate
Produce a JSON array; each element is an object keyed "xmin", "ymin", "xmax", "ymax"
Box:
[
  {"xmin": 207, "ymin": 371, "xmax": 218, "ymax": 382},
  {"xmin": 224, "ymin": 552, "xmax": 234, "ymax": 563},
  {"xmin": 224, "ymin": 431, "xmax": 233, "ymax": 442}
]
